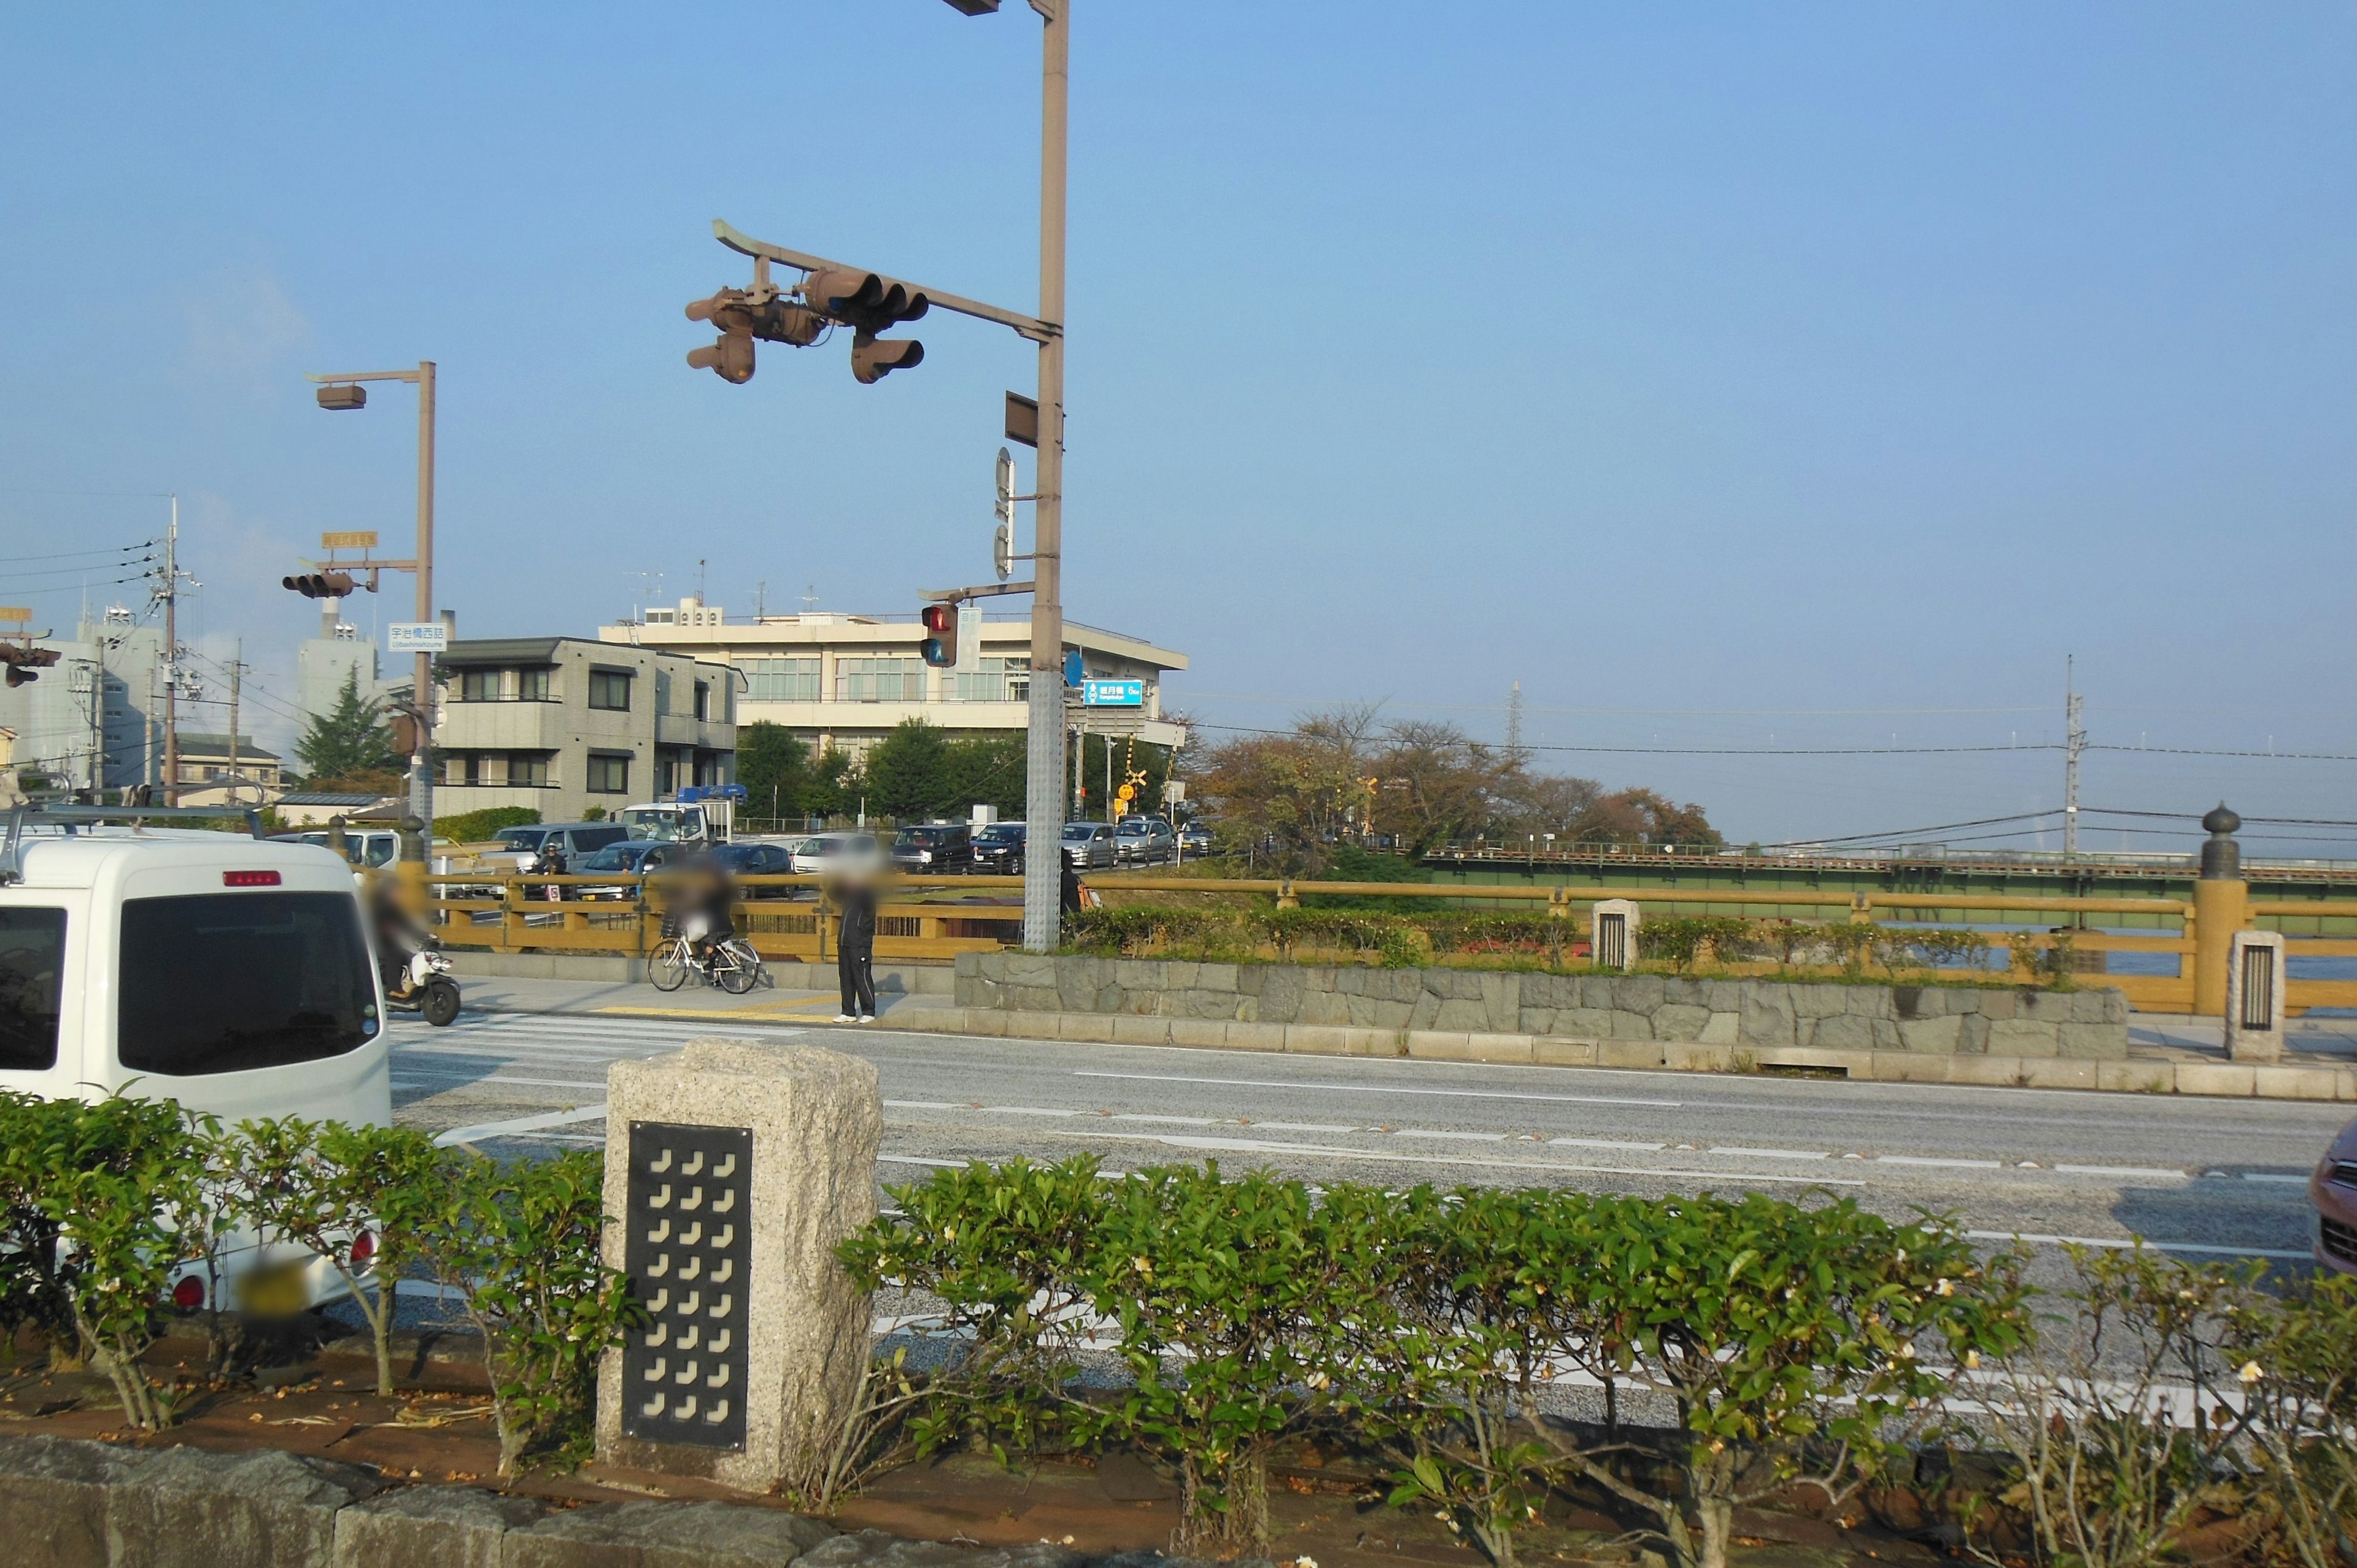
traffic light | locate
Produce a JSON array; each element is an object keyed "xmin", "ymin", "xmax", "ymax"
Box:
[
  {"xmin": 0, "ymin": 645, "xmax": 60, "ymax": 687},
  {"xmin": 919, "ymin": 602, "xmax": 959, "ymax": 668},
  {"xmin": 283, "ymin": 571, "xmax": 355, "ymax": 598},
  {"xmin": 683, "ymin": 287, "xmax": 826, "ymax": 384},
  {"xmin": 800, "ymin": 268, "xmax": 927, "ymax": 384}
]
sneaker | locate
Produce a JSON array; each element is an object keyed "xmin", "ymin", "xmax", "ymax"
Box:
[
  {"xmin": 857, "ymin": 1013, "xmax": 877, "ymax": 1023},
  {"xmin": 834, "ymin": 1013, "xmax": 857, "ymax": 1023}
]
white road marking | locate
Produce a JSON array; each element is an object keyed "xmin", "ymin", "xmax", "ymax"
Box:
[
  {"xmin": 883, "ymin": 1100, "xmax": 961, "ymax": 1110},
  {"xmin": 2053, "ymin": 1164, "xmax": 2188, "ymax": 1180},
  {"xmin": 1048, "ymin": 1128, "xmax": 1865, "ymax": 1186},
  {"xmin": 982, "ymin": 1105, "xmax": 1080, "ymax": 1118},
  {"xmin": 393, "ymin": 1075, "xmax": 605, "ymax": 1092},
  {"xmin": 1396, "ymin": 1129, "xmax": 1510, "ymax": 1143},
  {"xmin": 879, "ymin": 1153, "xmax": 966, "ymax": 1168},
  {"xmin": 1113, "ymin": 1113, "xmax": 1224, "ymax": 1126},
  {"xmin": 433, "ymin": 1105, "xmax": 611, "ymax": 1146},
  {"xmin": 1072, "ymin": 1068, "xmax": 1680, "ymax": 1109},
  {"xmin": 1877, "ymin": 1155, "xmax": 2003, "ymax": 1170},
  {"xmin": 1967, "ymin": 1230, "xmax": 2312, "ymax": 1261},
  {"xmin": 1252, "ymin": 1121, "xmax": 1360, "ymax": 1134},
  {"xmin": 2240, "ymin": 1173, "xmax": 2312, "ymax": 1184},
  {"xmin": 1550, "ymin": 1137, "xmax": 1667, "ymax": 1152},
  {"xmin": 1711, "ymin": 1146, "xmax": 1830, "ymax": 1161}
]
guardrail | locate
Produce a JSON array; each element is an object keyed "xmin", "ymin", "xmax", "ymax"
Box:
[{"xmin": 399, "ymin": 868, "xmax": 2351, "ymax": 1016}]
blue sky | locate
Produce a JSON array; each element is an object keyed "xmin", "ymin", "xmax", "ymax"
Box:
[{"xmin": 2, "ymin": 3, "xmax": 2353, "ymax": 851}]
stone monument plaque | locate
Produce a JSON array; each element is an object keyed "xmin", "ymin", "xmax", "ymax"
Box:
[{"xmin": 622, "ymin": 1121, "xmax": 753, "ymax": 1450}]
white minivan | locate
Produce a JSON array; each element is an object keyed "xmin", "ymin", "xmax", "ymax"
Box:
[{"xmin": 0, "ymin": 807, "xmax": 392, "ymax": 1309}]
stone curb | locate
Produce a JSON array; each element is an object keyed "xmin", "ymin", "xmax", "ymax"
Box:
[
  {"xmin": 0, "ymin": 1434, "xmax": 1218, "ymax": 1568},
  {"xmin": 881, "ymin": 1005, "xmax": 2357, "ymax": 1103}
]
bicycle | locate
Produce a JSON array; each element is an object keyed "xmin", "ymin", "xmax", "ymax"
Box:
[{"xmin": 647, "ymin": 928, "xmax": 765, "ymax": 995}]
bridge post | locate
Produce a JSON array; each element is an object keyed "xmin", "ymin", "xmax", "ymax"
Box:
[{"xmin": 2191, "ymin": 803, "xmax": 2249, "ymax": 1018}]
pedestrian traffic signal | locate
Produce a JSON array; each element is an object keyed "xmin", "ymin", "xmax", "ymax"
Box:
[
  {"xmin": 683, "ymin": 287, "xmax": 826, "ymax": 384},
  {"xmin": 283, "ymin": 571, "xmax": 355, "ymax": 598},
  {"xmin": 919, "ymin": 602, "xmax": 959, "ymax": 668},
  {"xmin": 0, "ymin": 645, "xmax": 60, "ymax": 687}
]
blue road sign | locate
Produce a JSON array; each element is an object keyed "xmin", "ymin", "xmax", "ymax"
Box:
[{"xmin": 1082, "ymin": 678, "xmax": 1145, "ymax": 708}]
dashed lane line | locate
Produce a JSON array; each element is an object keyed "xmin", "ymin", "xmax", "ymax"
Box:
[
  {"xmin": 432, "ymin": 1105, "xmax": 611, "ymax": 1147},
  {"xmin": 1967, "ymin": 1229, "xmax": 2312, "ymax": 1262},
  {"xmin": 1072, "ymin": 1068, "xmax": 1680, "ymax": 1109}
]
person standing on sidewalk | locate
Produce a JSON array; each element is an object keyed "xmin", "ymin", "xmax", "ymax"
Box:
[{"xmin": 834, "ymin": 870, "xmax": 879, "ymax": 1023}]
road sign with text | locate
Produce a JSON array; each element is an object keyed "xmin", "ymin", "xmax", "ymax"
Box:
[
  {"xmin": 1081, "ymin": 679, "xmax": 1144, "ymax": 708},
  {"xmin": 389, "ymin": 622, "xmax": 449, "ymax": 654}
]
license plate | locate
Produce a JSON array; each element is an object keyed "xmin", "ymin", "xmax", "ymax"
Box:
[{"xmin": 236, "ymin": 1260, "xmax": 312, "ymax": 1317}]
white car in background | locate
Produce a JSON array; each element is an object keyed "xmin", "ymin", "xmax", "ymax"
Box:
[{"xmin": 789, "ymin": 833, "xmax": 886, "ymax": 877}]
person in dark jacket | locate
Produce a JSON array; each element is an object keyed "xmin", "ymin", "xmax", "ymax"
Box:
[{"xmin": 834, "ymin": 871, "xmax": 879, "ymax": 1022}]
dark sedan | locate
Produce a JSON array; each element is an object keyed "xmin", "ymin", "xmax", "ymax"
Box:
[
  {"xmin": 972, "ymin": 822, "xmax": 1026, "ymax": 876},
  {"xmin": 2310, "ymin": 1114, "xmax": 2357, "ymax": 1277}
]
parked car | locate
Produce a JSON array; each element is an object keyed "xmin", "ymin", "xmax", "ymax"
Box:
[
  {"xmin": 1178, "ymin": 819, "xmax": 1214, "ymax": 855},
  {"xmin": 1061, "ymin": 821, "xmax": 1115, "ymax": 869},
  {"xmin": 791, "ymin": 833, "xmax": 885, "ymax": 877},
  {"xmin": 892, "ymin": 824, "xmax": 977, "ymax": 876},
  {"xmin": 1115, "ymin": 817, "xmax": 1177, "ymax": 863},
  {"xmin": 572, "ymin": 840, "xmax": 677, "ymax": 900},
  {"xmin": 714, "ymin": 840, "xmax": 795, "ymax": 894},
  {"xmin": 273, "ymin": 828, "xmax": 400, "ymax": 870},
  {"xmin": 479, "ymin": 822, "xmax": 633, "ymax": 874},
  {"xmin": 2, "ymin": 807, "xmax": 390, "ymax": 1313},
  {"xmin": 2310, "ymin": 1113, "xmax": 2357, "ymax": 1277},
  {"xmin": 972, "ymin": 822, "xmax": 1027, "ymax": 876}
]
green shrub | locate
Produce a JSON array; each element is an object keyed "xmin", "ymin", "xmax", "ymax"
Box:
[
  {"xmin": 416, "ymin": 1149, "xmax": 640, "ymax": 1478},
  {"xmin": 1639, "ymin": 916, "xmax": 1757, "ymax": 973},
  {"xmin": 436, "ymin": 806, "xmax": 541, "ymax": 845}
]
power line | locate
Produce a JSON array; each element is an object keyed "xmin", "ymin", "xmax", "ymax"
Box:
[
  {"xmin": 2088, "ymin": 743, "xmax": 2357, "ymax": 763},
  {"xmin": 0, "ymin": 541, "xmax": 158, "ymax": 566},
  {"xmin": 1188, "ymin": 721, "xmax": 2064, "ymax": 758},
  {"xmin": 1762, "ymin": 809, "xmax": 2061, "ymax": 849}
]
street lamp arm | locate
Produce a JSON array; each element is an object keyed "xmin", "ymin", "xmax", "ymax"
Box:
[
  {"xmin": 711, "ymin": 219, "xmax": 1060, "ymax": 342},
  {"xmin": 304, "ymin": 369, "xmax": 425, "ymax": 384}
]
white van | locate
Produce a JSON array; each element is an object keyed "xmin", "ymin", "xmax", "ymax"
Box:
[{"xmin": 0, "ymin": 806, "xmax": 392, "ymax": 1309}]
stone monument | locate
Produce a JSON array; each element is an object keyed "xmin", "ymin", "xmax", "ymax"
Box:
[
  {"xmin": 2224, "ymin": 929, "xmax": 2288, "ymax": 1063},
  {"xmin": 1590, "ymin": 898, "xmax": 1641, "ymax": 971},
  {"xmin": 596, "ymin": 1038, "xmax": 881, "ymax": 1492}
]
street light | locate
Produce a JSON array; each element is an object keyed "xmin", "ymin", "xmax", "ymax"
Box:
[
  {"xmin": 306, "ymin": 361, "xmax": 438, "ymax": 846},
  {"xmin": 940, "ymin": 0, "xmax": 1070, "ymax": 955}
]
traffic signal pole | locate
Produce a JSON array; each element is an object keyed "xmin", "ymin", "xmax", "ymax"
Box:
[{"xmin": 1022, "ymin": 0, "xmax": 1070, "ymax": 954}]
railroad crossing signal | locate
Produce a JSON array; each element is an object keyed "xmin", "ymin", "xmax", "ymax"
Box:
[
  {"xmin": 919, "ymin": 603, "xmax": 959, "ymax": 668},
  {"xmin": 282, "ymin": 571, "xmax": 355, "ymax": 598}
]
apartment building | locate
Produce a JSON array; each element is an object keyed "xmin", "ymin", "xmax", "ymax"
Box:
[
  {"xmin": 598, "ymin": 598, "xmax": 1188, "ymax": 759},
  {"xmin": 433, "ymin": 636, "xmax": 738, "ymax": 822},
  {"xmin": 169, "ymin": 732, "xmax": 284, "ymax": 806}
]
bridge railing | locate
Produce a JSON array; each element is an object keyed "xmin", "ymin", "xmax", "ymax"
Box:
[{"xmin": 397, "ymin": 868, "xmax": 2345, "ymax": 1017}]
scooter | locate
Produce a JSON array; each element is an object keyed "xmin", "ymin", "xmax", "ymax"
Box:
[{"xmin": 385, "ymin": 935, "xmax": 462, "ymax": 1027}]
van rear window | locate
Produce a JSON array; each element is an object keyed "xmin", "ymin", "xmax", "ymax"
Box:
[
  {"xmin": 0, "ymin": 908, "xmax": 67, "ymax": 1072},
  {"xmin": 118, "ymin": 893, "xmax": 376, "ymax": 1076},
  {"xmin": 571, "ymin": 827, "xmax": 629, "ymax": 851}
]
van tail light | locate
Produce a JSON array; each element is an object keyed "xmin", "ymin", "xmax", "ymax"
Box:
[
  {"xmin": 350, "ymin": 1229, "xmax": 377, "ymax": 1265},
  {"xmin": 223, "ymin": 870, "xmax": 282, "ymax": 887},
  {"xmin": 171, "ymin": 1276, "xmax": 206, "ymax": 1310}
]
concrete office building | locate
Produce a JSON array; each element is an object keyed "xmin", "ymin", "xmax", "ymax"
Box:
[
  {"xmin": 433, "ymin": 636, "xmax": 738, "ymax": 824},
  {"xmin": 296, "ymin": 603, "xmax": 403, "ymax": 725},
  {"xmin": 0, "ymin": 608, "xmax": 168, "ymax": 795},
  {"xmin": 598, "ymin": 598, "xmax": 1188, "ymax": 760}
]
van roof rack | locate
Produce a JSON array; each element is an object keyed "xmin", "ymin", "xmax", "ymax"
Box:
[{"xmin": 1, "ymin": 801, "xmax": 268, "ymax": 886}]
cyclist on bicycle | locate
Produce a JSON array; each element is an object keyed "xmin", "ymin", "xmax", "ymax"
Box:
[{"xmin": 664, "ymin": 843, "xmax": 737, "ymax": 965}]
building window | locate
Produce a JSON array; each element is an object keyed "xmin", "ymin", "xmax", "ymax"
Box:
[
  {"xmin": 953, "ymin": 657, "xmax": 1032, "ymax": 703},
  {"xmin": 589, "ymin": 670, "xmax": 633, "ymax": 711},
  {"xmin": 745, "ymin": 658, "xmax": 821, "ymax": 701},
  {"xmin": 694, "ymin": 681, "xmax": 710, "ymax": 721},
  {"xmin": 459, "ymin": 670, "xmax": 499, "ymax": 702},
  {"xmin": 586, "ymin": 752, "xmax": 632, "ymax": 794},
  {"xmin": 519, "ymin": 667, "xmax": 551, "ymax": 701},
  {"xmin": 835, "ymin": 658, "xmax": 924, "ymax": 703}
]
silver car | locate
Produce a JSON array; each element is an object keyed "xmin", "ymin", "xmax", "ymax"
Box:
[
  {"xmin": 791, "ymin": 832, "xmax": 886, "ymax": 877},
  {"xmin": 1061, "ymin": 822, "xmax": 1115, "ymax": 869},
  {"xmin": 1115, "ymin": 818, "xmax": 1176, "ymax": 863}
]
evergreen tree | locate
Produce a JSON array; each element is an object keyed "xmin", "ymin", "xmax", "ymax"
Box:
[
  {"xmin": 295, "ymin": 669, "xmax": 398, "ymax": 785},
  {"xmin": 734, "ymin": 722, "xmax": 812, "ymax": 824}
]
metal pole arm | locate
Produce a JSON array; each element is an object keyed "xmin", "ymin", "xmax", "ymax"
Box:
[
  {"xmin": 305, "ymin": 369, "xmax": 424, "ymax": 384},
  {"xmin": 712, "ymin": 220, "xmax": 1061, "ymax": 343},
  {"xmin": 922, "ymin": 580, "xmax": 1037, "ymax": 604}
]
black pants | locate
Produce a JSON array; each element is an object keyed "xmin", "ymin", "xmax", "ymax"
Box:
[{"xmin": 838, "ymin": 939, "xmax": 876, "ymax": 1017}]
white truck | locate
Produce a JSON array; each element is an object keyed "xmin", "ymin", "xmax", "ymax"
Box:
[{"xmin": 0, "ymin": 803, "xmax": 392, "ymax": 1311}]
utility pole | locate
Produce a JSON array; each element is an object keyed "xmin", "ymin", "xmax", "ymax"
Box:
[
  {"xmin": 2062, "ymin": 657, "xmax": 2084, "ymax": 862},
  {"xmin": 1021, "ymin": 0, "xmax": 1072, "ymax": 951},
  {"xmin": 226, "ymin": 642, "xmax": 242, "ymax": 806}
]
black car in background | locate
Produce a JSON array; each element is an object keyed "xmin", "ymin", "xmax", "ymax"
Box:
[
  {"xmin": 892, "ymin": 823, "xmax": 977, "ymax": 875},
  {"xmin": 715, "ymin": 841, "xmax": 795, "ymax": 895},
  {"xmin": 971, "ymin": 821, "xmax": 1027, "ymax": 876}
]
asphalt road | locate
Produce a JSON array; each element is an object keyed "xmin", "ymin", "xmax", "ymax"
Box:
[{"xmin": 386, "ymin": 993, "xmax": 2349, "ymax": 1290}]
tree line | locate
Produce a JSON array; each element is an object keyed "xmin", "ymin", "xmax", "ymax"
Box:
[{"xmin": 1184, "ymin": 705, "xmax": 1718, "ymax": 873}]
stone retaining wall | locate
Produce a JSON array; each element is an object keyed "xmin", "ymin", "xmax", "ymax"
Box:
[{"xmin": 953, "ymin": 955, "xmax": 2129, "ymax": 1059}]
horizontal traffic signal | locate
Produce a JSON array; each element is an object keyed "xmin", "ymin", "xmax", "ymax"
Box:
[
  {"xmin": 0, "ymin": 645, "xmax": 61, "ymax": 687},
  {"xmin": 919, "ymin": 602, "xmax": 959, "ymax": 668},
  {"xmin": 283, "ymin": 571, "xmax": 355, "ymax": 598},
  {"xmin": 683, "ymin": 287, "xmax": 827, "ymax": 384}
]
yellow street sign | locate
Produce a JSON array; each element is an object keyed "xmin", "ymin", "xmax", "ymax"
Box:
[
  {"xmin": 321, "ymin": 530, "xmax": 378, "ymax": 550},
  {"xmin": 0, "ymin": 608, "xmax": 30, "ymax": 623}
]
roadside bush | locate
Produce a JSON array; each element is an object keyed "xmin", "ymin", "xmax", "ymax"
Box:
[
  {"xmin": 2230, "ymin": 1275, "xmax": 2357, "ymax": 1568},
  {"xmin": 240, "ymin": 1117, "xmax": 446, "ymax": 1396},
  {"xmin": 414, "ymin": 1148, "xmax": 640, "ymax": 1478},
  {"xmin": 0, "ymin": 1091, "xmax": 211, "ymax": 1428},
  {"xmin": 436, "ymin": 806, "xmax": 540, "ymax": 845},
  {"xmin": 1639, "ymin": 916, "xmax": 1757, "ymax": 973}
]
